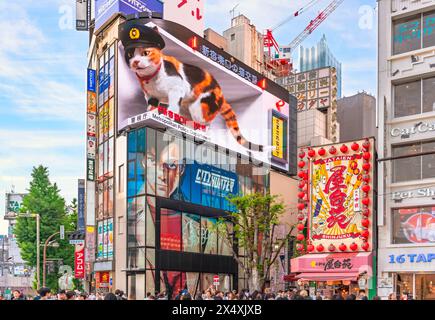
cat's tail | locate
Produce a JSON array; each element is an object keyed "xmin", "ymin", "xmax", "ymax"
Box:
[{"xmin": 218, "ymin": 96, "xmax": 265, "ymax": 152}]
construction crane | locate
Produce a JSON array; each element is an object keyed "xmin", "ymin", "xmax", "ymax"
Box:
[{"xmin": 264, "ymin": 0, "xmax": 345, "ymax": 77}]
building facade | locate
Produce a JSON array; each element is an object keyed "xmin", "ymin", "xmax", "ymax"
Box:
[
  {"xmin": 85, "ymin": 7, "xmax": 299, "ymax": 298},
  {"xmin": 377, "ymin": 0, "xmax": 435, "ymax": 300},
  {"xmin": 299, "ymin": 35, "xmax": 342, "ymax": 98},
  {"xmin": 337, "ymin": 92, "xmax": 377, "ymax": 142}
]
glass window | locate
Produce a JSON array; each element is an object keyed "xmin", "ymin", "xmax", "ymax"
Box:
[
  {"xmin": 423, "ymin": 77, "xmax": 435, "ymax": 113},
  {"xmin": 97, "ymin": 183, "xmax": 104, "ymax": 220},
  {"xmin": 392, "ymin": 206, "xmax": 435, "ymax": 244},
  {"xmin": 186, "ymin": 273, "xmax": 201, "ymax": 297},
  {"xmin": 108, "ymin": 178, "xmax": 114, "ymax": 217},
  {"xmin": 136, "ymin": 274, "xmax": 145, "ymax": 300},
  {"xmin": 136, "ymin": 153, "xmax": 145, "ymax": 196},
  {"xmin": 422, "ymin": 141, "xmax": 435, "ymax": 179},
  {"xmin": 160, "ymin": 271, "xmax": 185, "ymax": 299},
  {"xmin": 394, "ymin": 80, "xmax": 421, "ymax": 118},
  {"xmin": 156, "ymin": 131, "xmax": 169, "ymax": 198},
  {"xmin": 128, "ymin": 131, "xmax": 137, "ymax": 160},
  {"xmin": 423, "ymin": 12, "xmax": 435, "ymax": 48},
  {"xmin": 160, "ymin": 209, "xmax": 181, "ymax": 251},
  {"xmin": 146, "ymin": 249, "xmax": 155, "ymax": 270},
  {"xmin": 182, "ymin": 213, "xmax": 201, "ymax": 253},
  {"xmin": 135, "ymin": 196, "xmax": 146, "ymax": 247},
  {"xmin": 146, "ymin": 196, "xmax": 156, "ymax": 247},
  {"xmin": 201, "ymin": 217, "xmax": 218, "ymax": 255},
  {"xmin": 393, "ymin": 15, "xmax": 421, "ymax": 55},
  {"xmin": 127, "ymin": 198, "xmax": 136, "ymax": 248},
  {"xmin": 146, "ymin": 270, "xmax": 156, "ymax": 297},
  {"xmin": 127, "ymin": 275, "xmax": 136, "ymax": 300},
  {"xmin": 218, "ymin": 222, "xmax": 233, "ymax": 256},
  {"xmin": 146, "ymin": 128, "xmax": 156, "ymax": 196},
  {"xmin": 392, "ymin": 143, "xmax": 421, "ymax": 182},
  {"xmin": 415, "ymin": 274, "xmax": 435, "ymax": 300}
]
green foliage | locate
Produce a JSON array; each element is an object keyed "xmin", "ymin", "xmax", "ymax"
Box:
[
  {"xmin": 14, "ymin": 166, "xmax": 77, "ymax": 291},
  {"xmin": 215, "ymin": 193, "xmax": 295, "ymax": 291}
]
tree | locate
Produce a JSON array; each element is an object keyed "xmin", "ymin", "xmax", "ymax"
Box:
[
  {"xmin": 14, "ymin": 166, "xmax": 76, "ymax": 291},
  {"xmin": 216, "ymin": 193, "xmax": 296, "ymax": 293}
]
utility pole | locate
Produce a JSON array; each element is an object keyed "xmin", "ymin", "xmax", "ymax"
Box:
[{"xmin": 36, "ymin": 214, "xmax": 40, "ymax": 290}]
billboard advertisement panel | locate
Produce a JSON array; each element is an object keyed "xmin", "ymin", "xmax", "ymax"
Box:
[
  {"xmin": 297, "ymin": 138, "xmax": 375, "ymax": 253},
  {"xmin": 5, "ymin": 193, "xmax": 26, "ymax": 217},
  {"xmin": 117, "ymin": 18, "xmax": 296, "ymax": 173},
  {"xmin": 95, "ymin": 0, "xmax": 164, "ymax": 32},
  {"xmin": 78, "ymin": 179, "xmax": 85, "ymax": 231},
  {"xmin": 163, "ymin": 0, "xmax": 205, "ymax": 35}
]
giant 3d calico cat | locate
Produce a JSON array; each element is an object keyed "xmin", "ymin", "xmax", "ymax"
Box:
[{"xmin": 122, "ymin": 24, "xmax": 265, "ymax": 152}]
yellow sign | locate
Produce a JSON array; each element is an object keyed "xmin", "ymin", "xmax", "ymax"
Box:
[
  {"xmin": 272, "ymin": 116, "xmax": 284, "ymax": 159},
  {"xmin": 129, "ymin": 28, "xmax": 140, "ymax": 40}
]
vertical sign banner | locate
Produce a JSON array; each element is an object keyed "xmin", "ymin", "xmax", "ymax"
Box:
[
  {"xmin": 97, "ymin": 221, "xmax": 104, "ymax": 259},
  {"xmin": 164, "ymin": 0, "xmax": 205, "ymax": 35},
  {"xmin": 74, "ymin": 243, "xmax": 85, "ymax": 279},
  {"xmin": 76, "ymin": 0, "xmax": 89, "ymax": 31},
  {"xmin": 270, "ymin": 110, "xmax": 288, "ymax": 167},
  {"xmin": 87, "ymin": 69, "xmax": 97, "ymax": 183},
  {"xmin": 107, "ymin": 218, "xmax": 114, "ymax": 259},
  {"xmin": 301, "ymin": 138, "xmax": 374, "ymax": 253},
  {"xmin": 78, "ymin": 179, "xmax": 85, "ymax": 231}
]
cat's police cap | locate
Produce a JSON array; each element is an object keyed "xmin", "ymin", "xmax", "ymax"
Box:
[{"xmin": 120, "ymin": 22, "xmax": 165, "ymax": 50}]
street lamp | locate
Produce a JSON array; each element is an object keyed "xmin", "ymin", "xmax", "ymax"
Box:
[
  {"xmin": 7, "ymin": 212, "xmax": 41, "ymax": 289},
  {"xmin": 42, "ymin": 232, "xmax": 60, "ymax": 287}
]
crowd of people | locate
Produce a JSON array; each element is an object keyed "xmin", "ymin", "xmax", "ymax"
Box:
[{"xmin": 0, "ymin": 287, "xmax": 409, "ymax": 301}]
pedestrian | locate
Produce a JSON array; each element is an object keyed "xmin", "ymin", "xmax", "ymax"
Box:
[
  {"xmin": 11, "ymin": 290, "xmax": 24, "ymax": 300},
  {"xmin": 66, "ymin": 291, "xmax": 76, "ymax": 300},
  {"xmin": 346, "ymin": 294, "xmax": 356, "ymax": 300},
  {"xmin": 315, "ymin": 292, "xmax": 323, "ymax": 301},
  {"xmin": 78, "ymin": 293, "xmax": 88, "ymax": 300},
  {"xmin": 88, "ymin": 292, "xmax": 96, "ymax": 300},
  {"xmin": 358, "ymin": 289, "xmax": 368, "ymax": 300},
  {"xmin": 195, "ymin": 293, "xmax": 203, "ymax": 300},
  {"xmin": 57, "ymin": 290, "xmax": 67, "ymax": 300},
  {"xmin": 104, "ymin": 292, "xmax": 118, "ymax": 300},
  {"xmin": 372, "ymin": 296, "xmax": 381, "ymax": 300},
  {"xmin": 34, "ymin": 287, "xmax": 51, "ymax": 300},
  {"xmin": 115, "ymin": 289, "xmax": 127, "ymax": 300}
]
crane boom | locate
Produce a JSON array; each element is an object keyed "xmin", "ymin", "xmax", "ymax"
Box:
[
  {"xmin": 272, "ymin": 0, "xmax": 321, "ymax": 31},
  {"xmin": 288, "ymin": 0, "xmax": 345, "ymax": 51}
]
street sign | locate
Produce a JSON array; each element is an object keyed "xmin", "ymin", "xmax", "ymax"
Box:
[
  {"xmin": 60, "ymin": 225, "xmax": 65, "ymax": 240},
  {"xmin": 69, "ymin": 239, "xmax": 85, "ymax": 245},
  {"xmin": 213, "ymin": 275, "xmax": 220, "ymax": 286}
]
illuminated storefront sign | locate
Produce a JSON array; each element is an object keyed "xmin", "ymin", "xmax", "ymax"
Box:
[
  {"xmin": 388, "ymin": 253, "xmax": 435, "ymax": 264},
  {"xmin": 390, "ymin": 121, "xmax": 435, "ymax": 137}
]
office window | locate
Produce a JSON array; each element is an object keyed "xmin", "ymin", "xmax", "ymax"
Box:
[
  {"xmin": 394, "ymin": 80, "xmax": 421, "ymax": 118},
  {"xmin": 423, "ymin": 12, "xmax": 435, "ymax": 48},
  {"xmin": 392, "ymin": 141, "xmax": 435, "ymax": 182},
  {"xmin": 423, "ymin": 77, "xmax": 435, "ymax": 113},
  {"xmin": 118, "ymin": 164, "xmax": 125, "ymax": 193},
  {"xmin": 231, "ymin": 34, "xmax": 235, "ymax": 41}
]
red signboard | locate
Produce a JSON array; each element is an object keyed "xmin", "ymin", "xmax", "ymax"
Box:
[{"xmin": 74, "ymin": 244, "xmax": 85, "ymax": 279}]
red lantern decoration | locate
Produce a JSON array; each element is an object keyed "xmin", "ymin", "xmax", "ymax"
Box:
[
  {"xmin": 297, "ymin": 203, "xmax": 305, "ymax": 210},
  {"xmin": 340, "ymin": 144, "xmax": 349, "ymax": 154},
  {"xmin": 297, "ymin": 214, "xmax": 305, "ymax": 221},
  {"xmin": 363, "ymin": 152, "xmax": 371, "ymax": 160},
  {"xmin": 328, "ymin": 244, "xmax": 336, "ymax": 252},
  {"xmin": 316, "ymin": 244, "xmax": 325, "ymax": 252},
  {"xmin": 297, "ymin": 233, "xmax": 305, "ymax": 241},
  {"xmin": 361, "ymin": 219, "xmax": 370, "ymax": 228},
  {"xmin": 299, "ymin": 151, "xmax": 306, "ymax": 159},
  {"xmin": 361, "ymin": 230, "xmax": 370, "ymax": 239},
  {"xmin": 308, "ymin": 149, "xmax": 316, "ymax": 158},
  {"xmin": 318, "ymin": 148, "xmax": 326, "ymax": 156},
  {"xmin": 363, "ymin": 163, "xmax": 371, "ymax": 171},
  {"xmin": 339, "ymin": 243, "xmax": 347, "ymax": 252},
  {"xmin": 362, "ymin": 198, "xmax": 370, "ymax": 206},
  {"xmin": 362, "ymin": 242, "xmax": 370, "ymax": 251},
  {"xmin": 298, "ymin": 161, "xmax": 306, "ymax": 169},
  {"xmin": 298, "ymin": 171, "xmax": 305, "ymax": 179},
  {"xmin": 350, "ymin": 243, "xmax": 358, "ymax": 251},
  {"xmin": 363, "ymin": 175, "xmax": 371, "ymax": 183},
  {"xmin": 307, "ymin": 244, "xmax": 315, "ymax": 252},
  {"xmin": 296, "ymin": 244, "xmax": 305, "ymax": 251},
  {"xmin": 363, "ymin": 209, "xmax": 371, "ymax": 217},
  {"xmin": 351, "ymin": 142, "xmax": 360, "ymax": 151},
  {"xmin": 299, "ymin": 181, "xmax": 306, "ymax": 189},
  {"xmin": 329, "ymin": 146, "xmax": 337, "ymax": 155},
  {"xmin": 298, "ymin": 192, "xmax": 305, "ymax": 199},
  {"xmin": 362, "ymin": 185, "xmax": 371, "ymax": 193},
  {"xmin": 362, "ymin": 140, "xmax": 370, "ymax": 150},
  {"xmin": 297, "ymin": 224, "xmax": 305, "ymax": 231}
]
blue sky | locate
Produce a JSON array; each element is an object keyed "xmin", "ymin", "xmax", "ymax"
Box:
[{"xmin": 0, "ymin": 0, "xmax": 377, "ymax": 234}]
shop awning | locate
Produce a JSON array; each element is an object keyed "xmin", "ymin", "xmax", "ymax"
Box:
[{"xmin": 296, "ymin": 272, "xmax": 359, "ymax": 282}]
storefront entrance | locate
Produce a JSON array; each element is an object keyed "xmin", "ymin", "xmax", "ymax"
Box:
[{"xmin": 395, "ymin": 273, "xmax": 435, "ymax": 300}]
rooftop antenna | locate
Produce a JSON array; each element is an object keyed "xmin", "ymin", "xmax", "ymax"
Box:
[
  {"xmin": 11, "ymin": 185, "xmax": 15, "ymax": 194},
  {"xmin": 230, "ymin": 3, "xmax": 240, "ymax": 19}
]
